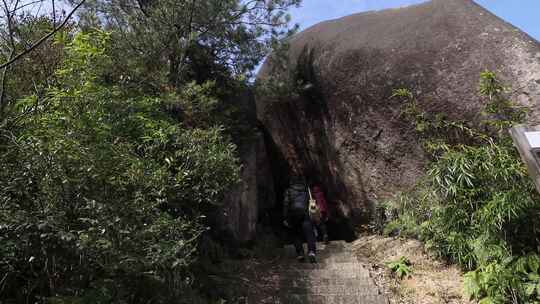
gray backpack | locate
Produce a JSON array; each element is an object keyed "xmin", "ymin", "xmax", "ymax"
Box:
[{"xmin": 289, "ymin": 184, "xmax": 308, "ymax": 212}]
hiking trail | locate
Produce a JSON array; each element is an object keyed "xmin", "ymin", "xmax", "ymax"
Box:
[{"xmin": 246, "ymin": 240, "xmax": 389, "ymax": 304}]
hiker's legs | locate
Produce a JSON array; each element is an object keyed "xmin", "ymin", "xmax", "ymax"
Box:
[
  {"xmin": 293, "ymin": 230, "xmax": 304, "ymax": 256},
  {"xmin": 289, "ymin": 214, "xmax": 304, "ymax": 256},
  {"xmin": 319, "ymin": 221, "xmax": 328, "ymax": 242},
  {"xmin": 302, "ymin": 217, "xmax": 316, "ymax": 254}
]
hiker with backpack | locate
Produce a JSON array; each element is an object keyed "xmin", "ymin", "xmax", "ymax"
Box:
[
  {"xmin": 311, "ymin": 184, "xmax": 330, "ymax": 244},
  {"xmin": 283, "ymin": 175, "xmax": 317, "ymax": 263}
]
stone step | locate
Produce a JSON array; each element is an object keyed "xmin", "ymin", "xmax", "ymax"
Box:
[
  {"xmin": 284, "ymin": 261, "xmax": 369, "ymax": 271},
  {"xmin": 245, "ymin": 240, "xmax": 388, "ymax": 304},
  {"xmin": 278, "ymin": 269, "xmax": 371, "ymax": 281},
  {"xmin": 278, "ymin": 293, "xmax": 389, "ymax": 304},
  {"xmin": 283, "ymin": 266, "xmax": 364, "ymax": 274},
  {"xmin": 281, "ymin": 255, "xmax": 360, "ymax": 265},
  {"xmin": 283, "ymin": 241, "xmax": 347, "ymax": 248},
  {"xmin": 299, "ymin": 252, "xmax": 355, "ymax": 259},
  {"xmin": 283, "ymin": 241, "xmax": 348, "ymax": 255},
  {"xmin": 280, "ymin": 282, "xmax": 380, "ymax": 296},
  {"xmin": 282, "ymin": 251, "xmax": 356, "ymax": 261},
  {"xmin": 280, "ymin": 276, "xmax": 375, "ymax": 287}
]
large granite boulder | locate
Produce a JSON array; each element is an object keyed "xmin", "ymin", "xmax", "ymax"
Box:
[{"xmin": 256, "ymin": 0, "xmax": 540, "ymax": 221}]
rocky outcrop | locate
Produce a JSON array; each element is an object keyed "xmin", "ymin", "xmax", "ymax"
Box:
[
  {"xmin": 218, "ymin": 132, "xmax": 275, "ymax": 242},
  {"xmin": 214, "ymin": 88, "xmax": 276, "ymax": 243},
  {"xmin": 257, "ymin": 0, "xmax": 540, "ymax": 221}
]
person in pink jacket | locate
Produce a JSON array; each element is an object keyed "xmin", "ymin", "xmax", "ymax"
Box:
[{"xmin": 311, "ymin": 184, "xmax": 329, "ymax": 244}]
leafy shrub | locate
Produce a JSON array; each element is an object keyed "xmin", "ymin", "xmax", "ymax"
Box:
[
  {"xmin": 0, "ymin": 31, "xmax": 239, "ymax": 303},
  {"xmin": 384, "ymin": 72, "xmax": 540, "ymax": 303},
  {"xmin": 464, "ymin": 255, "xmax": 540, "ymax": 304}
]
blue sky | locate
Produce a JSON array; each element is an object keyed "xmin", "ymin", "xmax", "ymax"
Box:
[{"xmin": 288, "ymin": 0, "xmax": 540, "ymax": 41}]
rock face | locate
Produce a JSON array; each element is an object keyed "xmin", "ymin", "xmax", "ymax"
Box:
[
  {"xmin": 218, "ymin": 132, "xmax": 275, "ymax": 242},
  {"xmin": 257, "ymin": 0, "xmax": 540, "ymax": 221},
  {"xmin": 214, "ymin": 89, "xmax": 276, "ymax": 243}
]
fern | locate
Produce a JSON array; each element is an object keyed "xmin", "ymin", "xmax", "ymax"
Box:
[
  {"xmin": 464, "ymin": 270, "xmax": 484, "ymax": 300},
  {"xmin": 386, "ymin": 256, "xmax": 413, "ymax": 279}
]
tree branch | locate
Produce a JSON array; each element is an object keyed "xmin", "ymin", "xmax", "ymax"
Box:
[
  {"xmin": 0, "ymin": 0, "xmax": 18, "ymax": 116},
  {"xmin": 8, "ymin": 0, "xmax": 43, "ymax": 13},
  {"xmin": 52, "ymin": 0, "xmax": 56, "ymax": 26},
  {"xmin": 0, "ymin": 0, "xmax": 86, "ymax": 70},
  {"xmin": 0, "ymin": 49, "xmax": 14, "ymax": 116}
]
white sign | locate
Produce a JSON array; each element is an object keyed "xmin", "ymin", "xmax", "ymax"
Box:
[
  {"xmin": 524, "ymin": 131, "xmax": 540, "ymax": 149},
  {"xmin": 511, "ymin": 125, "xmax": 540, "ymax": 194}
]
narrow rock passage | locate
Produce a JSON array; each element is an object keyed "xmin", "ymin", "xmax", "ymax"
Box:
[{"xmin": 250, "ymin": 241, "xmax": 389, "ymax": 304}]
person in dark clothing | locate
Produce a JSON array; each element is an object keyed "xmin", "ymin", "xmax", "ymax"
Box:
[
  {"xmin": 311, "ymin": 185, "xmax": 330, "ymax": 244},
  {"xmin": 283, "ymin": 176, "xmax": 317, "ymax": 263}
]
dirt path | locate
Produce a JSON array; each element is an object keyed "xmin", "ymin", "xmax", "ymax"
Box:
[{"xmin": 351, "ymin": 235, "xmax": 474, "ymax": 304}]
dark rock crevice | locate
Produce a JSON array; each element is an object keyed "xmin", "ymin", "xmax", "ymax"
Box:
[{"xmin": 259, "ymin": 104, "xmax": 359, "ymax": 242}]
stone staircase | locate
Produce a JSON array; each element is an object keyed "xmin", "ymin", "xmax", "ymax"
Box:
[{"xmin": 250, "ymin": 241, "xmax": 389, "ymax": 304}]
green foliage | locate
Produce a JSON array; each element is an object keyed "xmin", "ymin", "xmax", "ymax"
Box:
[
  {"xmin": 464, "ymin": 255, "xmax": 540, "ymax": 304},
  {"xmin": 397, "ymin": 89, "xmax": 437, "ymax": 135},
  {"xmin": 80, "ymin": 0, "xmax": 300, "ymax": 91},
  {"xmin": 255, "ymin": 44, "xmax": 322, "ymax": 104},
  {"xmin": 386, "ymin": 256, "xmax": 413, "ymax": 279},
  {"xmin": 1, "ymin": 0, "xmax": 301, "ymax": 302},
  {"xmin": 385, "ymin": 72, "xmax": 540, "ymax": 303},
  {"xmin": 392, "ymin": 88, "xmax": 487, "ymax": 149},
  {"xmin": 480, "ymin": 70, "xmax": 527, "ymax": 132},
  {"xmin": 0, "ymin": 31, "xmax": 239, "ymax": 303},
  {"xmin": 0, "ymin": 14, "xmax": 73, "ymax": 121},
  {"xmin": 391, "ymin": 88, "xmax": 414, "ymax": 100},
  {"xmin": 382, "ymin": 192, "xmax": 433, "ymax": 238}
]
